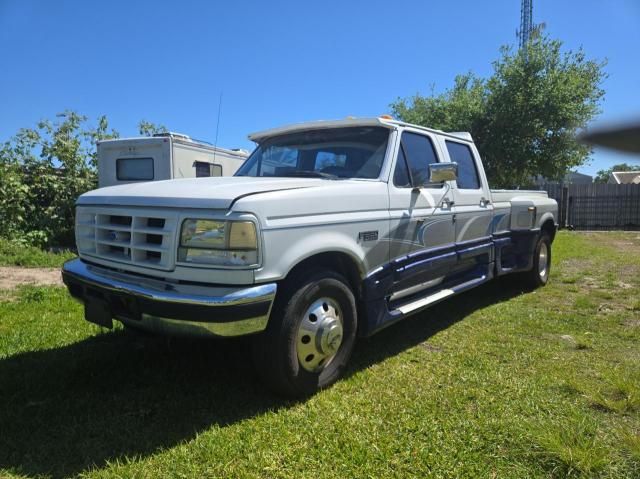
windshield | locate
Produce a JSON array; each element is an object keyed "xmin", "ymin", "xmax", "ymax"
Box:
[{"xmin": 235, "ymin": 126, "xmax": 390, "ymax": 179}]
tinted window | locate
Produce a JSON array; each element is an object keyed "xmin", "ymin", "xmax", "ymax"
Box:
[
  {"xmin": 258, "ymin": 146, "xmax": 298, "ymax": 176},
  {"xmin": 395, "ymin": 132, "xmax": 439, "ymax": 187},
  {"xmin": 195, "ymin": 161, "xmax": 210, "ymax": 177},
  {"xmin": 315, "ymin": 151, "xmax": 347, "ymax": 170},
  {"xmin": 446, "ymin": 141, "xmax": 480, "ymax": 189},
  {"xmin": 393, "ymin": 146, "xmax": 411, "ymax": 187},
  {"xmin": 116, "ymin": 158, "xmax": 154, "ymax": 181},
  {"xmin": 235, "ymin": 127, "xmax": 389, "ymax": 179}
]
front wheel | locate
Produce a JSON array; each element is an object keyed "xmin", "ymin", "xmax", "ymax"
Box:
[
  {"xmin": 520, "ymin": 233, "xmax": 552, "ymax": 288},
  {"xmin": 252, "ymin": 270, "xmax": 357, "ymax": 397}
]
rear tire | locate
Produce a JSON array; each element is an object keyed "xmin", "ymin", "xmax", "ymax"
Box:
[
  {"xmin": 252, "ymin": 269, "xmax": 357, "ymax": 397},
  {"xmin": 520, "ymin": 233, "xmax": 551, "ymax": 288}
]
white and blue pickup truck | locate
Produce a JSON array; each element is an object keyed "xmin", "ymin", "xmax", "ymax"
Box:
[{"xmin": 62, "ymin": 117, "xmax": 558, "ymax": 396}]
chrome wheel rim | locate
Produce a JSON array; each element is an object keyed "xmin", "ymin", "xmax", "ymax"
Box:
[
  {"xmin": 297, "ymin": 297, "xmax": 344, "ymax": 373},
  {"xmin": 538, "ymin": 242, "xmax": 549, "ymax": 279}
]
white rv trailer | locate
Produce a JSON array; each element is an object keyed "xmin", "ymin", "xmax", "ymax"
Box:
[{"xmin": 97, "ymin": 132, "xmax": 249, "ymax": 188}]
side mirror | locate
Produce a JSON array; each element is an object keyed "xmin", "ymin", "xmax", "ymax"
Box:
[{"xmin": 429, "ymin": 162, "xmax": 458, "ymax": 183}]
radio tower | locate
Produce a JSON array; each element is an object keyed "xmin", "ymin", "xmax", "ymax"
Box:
[{"xmin": 518, "ymin": 0, "xmax": 533, "ymax": 49}]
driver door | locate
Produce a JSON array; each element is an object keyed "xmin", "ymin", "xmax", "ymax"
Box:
[{"xmin": 388, "ymin": 130, "xmax": 456, "ymax": 297}]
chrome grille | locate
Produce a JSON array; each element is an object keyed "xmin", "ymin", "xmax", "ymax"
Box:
[{"xmin": 76, "ymin": 206, "xmax": 178, "ymax": 270}]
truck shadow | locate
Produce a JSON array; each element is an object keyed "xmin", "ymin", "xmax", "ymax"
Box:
[
  {"xmin": 0, "ymin": 278, "xmax": 529, "ymax": 478},
  {"xmin": 349, "ymin": 277, "xmax": 531, "ymax": 373}
]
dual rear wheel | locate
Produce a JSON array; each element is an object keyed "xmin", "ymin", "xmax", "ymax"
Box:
[{"xmin": 520, "ymin": 232, "xmax": 552, "ymax": 288}]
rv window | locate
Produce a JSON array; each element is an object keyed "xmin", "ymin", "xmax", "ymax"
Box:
[
  {"xmin": 116, "ymin": 158, "xmax": 154, "ymax": 181},
  {"xmin": 211, "ymin": 164, "xmax": 222, "ymax": 176},
  {"xmin": 195, "ymin": 162, "xmax": 223, "ymax": 177}
]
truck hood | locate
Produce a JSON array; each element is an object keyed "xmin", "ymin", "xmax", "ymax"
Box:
[{"xmin": 77, "ymin": 176, "xmax": 357, "ymax": 210}]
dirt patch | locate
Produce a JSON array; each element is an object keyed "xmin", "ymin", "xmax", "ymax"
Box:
[
  {"xmin": 0, "ymin": 267, "xmax": 63, "ymax": 290},
  {"xmin": 557, "ymin": 234, "xmax": 640, "ymax": 289},
  {"xmin": 558, "ymin": 258, "xmax": 595, "ymax": 276},
  {"xmin": 597, "ymin": 302, "xmax": 626, "ymax": 314},
  {"xmin": 420, "ymin": 342, "xmax": 443, "ymax": 353},
  {"xmin": 581, "ymin": 276, "xmax": 600, "ymax": 288},
  {"xmin": 606, "ymin": 234, "xmax": 640, "ymax": 254}
]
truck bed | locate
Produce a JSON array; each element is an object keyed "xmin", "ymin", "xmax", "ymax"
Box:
[{"xmin": 490, "ymin": 189, "xmax": 549, "ymax": 203}]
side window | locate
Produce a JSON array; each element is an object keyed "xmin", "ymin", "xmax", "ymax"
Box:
[
  {"xmin": 195, "ymin": 161, "xmax": 210, "ymax": 177},
  {"xmin": 393, "ymin": 131, "xmax": 440, "ymax": 188},
  {"xmin": 393, "ymin": 146, "xmax": 411, "ymax": 187},
  {"xmin": 211, "ymin": 164, "xmax": 223, "ymax": 176},
  {"xmin": 195, "ymin": 162, "xmax": 223, "ymax": 177},
  {"xmin": 446, "ymin": 141, "xmax": 480, "ymax": 189}
]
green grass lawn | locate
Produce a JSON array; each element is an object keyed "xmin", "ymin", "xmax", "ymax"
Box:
[
  {"xmin": 0, "ymin": 232, "xmax": 638, "ymax": 478},
  {"xmin": 0, "ymin": 238, "xmax": 75, "ymax": 268}
]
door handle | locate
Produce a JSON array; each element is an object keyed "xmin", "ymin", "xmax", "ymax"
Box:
[
  {"xmin": 443, "ymin": 197, "xmax": 455, "ymax": 207},
  {"xmin": 480, "ymin": 197, "xmax": 491, "ymax": 206}
]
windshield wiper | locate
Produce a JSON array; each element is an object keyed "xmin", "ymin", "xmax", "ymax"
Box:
[{"xmin": 279, "ymin": 170, "xmax": 338, "ymax": 179}]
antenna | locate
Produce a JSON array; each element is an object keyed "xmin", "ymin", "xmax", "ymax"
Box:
[
  {"xmin": 213, "ymin": 91, "xmax": 223, "ymax": 163},
  {"xmin": 518, "ymin": 0, "xmax": 533, "ymax": 50},
  {"xmin": 517, "ymin": 0, "xmax": 545, "ymax": 61}
]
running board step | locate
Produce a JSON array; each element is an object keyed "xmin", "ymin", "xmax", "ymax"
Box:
[
  {"xmin": 395, "ymin": 289, "xmax": 455, "ymax": 315},
  {"xmin": 391, "ymin": 274, "xmax": 489, "ymax": 316}
]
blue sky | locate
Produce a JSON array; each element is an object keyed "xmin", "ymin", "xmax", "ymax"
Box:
[{"xmin": 1, "ymin": 0, "xmax": 639, "ymax": 176}]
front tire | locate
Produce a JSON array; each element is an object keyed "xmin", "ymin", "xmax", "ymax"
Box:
[
  {"xmin": 252, "ymin": 270, "xmax": 357, "ymax": 397},
  {"xmin": 520, "ymin": 233, "xmax": 552, "ymax": 288}
]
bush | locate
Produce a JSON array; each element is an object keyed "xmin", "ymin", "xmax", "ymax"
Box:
[{"xmin": 0, "ymin": 112, "xmax": 118, "ymax": 248}]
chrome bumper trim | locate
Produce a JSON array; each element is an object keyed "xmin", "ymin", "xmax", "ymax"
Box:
[
  {"xmin": 62, "ymin": 258, "xmax": 277, "ymax": 337},
  {"xmin": 120, "ymin": 314, "xmax": 269, "ymax": 338}
]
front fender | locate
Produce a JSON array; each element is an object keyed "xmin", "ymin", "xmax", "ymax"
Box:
[{"xmin": 254, "ymin": 228, "xmax": 371, "ymax": 283}]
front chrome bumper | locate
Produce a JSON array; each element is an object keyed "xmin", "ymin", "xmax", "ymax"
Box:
[{"xmin": 61, "ymin": 258, "xmax": 277, "ymax": 337}]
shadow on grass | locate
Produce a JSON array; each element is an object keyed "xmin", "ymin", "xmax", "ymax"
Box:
[
  {"xmin": 350, "ymin": 277, "xmax": 531, "ymax": 373},
  {"xmin": 0, "ymin": 278, "xmax": 528, "ymax": 478}
]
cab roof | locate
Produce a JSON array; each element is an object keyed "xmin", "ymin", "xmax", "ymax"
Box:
[{"xmin": 248, "ymin": 117, "xmax": 473, "ymax": 143}]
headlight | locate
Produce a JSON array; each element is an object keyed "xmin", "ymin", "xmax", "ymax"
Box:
[
  {"xmin": 178, "ymin": 219, "xmax": 259, "ymax": 267},
  {"xmin": 180, "ymin": 220, "xmax": 227, "ymax": 249}
]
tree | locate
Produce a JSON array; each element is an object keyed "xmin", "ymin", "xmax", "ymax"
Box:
[
  {"xmin": 594, "ymin": 163, "xmax": 639, "ymax": 183},
  {"xmin": 391, "ymin": 36, "xmax": 606, "ymax": 187},
  {"xmin": 138, "ymin": 120, "xmax": 168, "ymax": 136},
  {"xmin": 0, "ymin": 111, "xmax": 119, "ymax": 246},
  {"xmin": 392, "ymin": 74, "xmax": 487, "ymax": 133}
]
